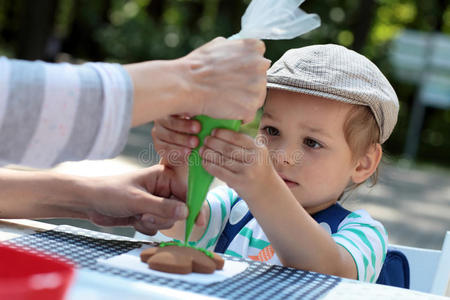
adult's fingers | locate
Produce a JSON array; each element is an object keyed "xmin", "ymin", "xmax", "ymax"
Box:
[
  {"xmin": 89, "ymin": 213, "xmax": 135, "ymax": 227},
  {"xmin": 133, "ymin": 221, "xmax": 158, "ymax": 236},
  {"xmin": 242, "ymin": 38, "xmax": 266, "ymax": 55},
  {"xmin": 153, "ymin": 121, "xmax": 199, "ymax": 149},
  {"xmin": 131, "ymin": 191, "xmax": 188, "ymax": 220},
  {"xmin": 135, "ymin": 213, "xmax": 178, "ymax": 231},
  {"xmin": 164, "ymin": 115, "xmax": 201, "ymax": 134},
  {"xmin": 140, "ymin": 213, "xmax": 177, "ymax": 227}
]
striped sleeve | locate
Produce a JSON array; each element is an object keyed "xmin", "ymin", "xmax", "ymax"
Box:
[
  {"xmin": 0, "ymin": 56, "xmax": 133, "ymax": 168},
  {"xmin": 332, "ymin": 209, "xmax": 388, "ymax": 283},
  {"xmin": 191, "ymin": 185, "xmax": 239, "ymax": 250}
]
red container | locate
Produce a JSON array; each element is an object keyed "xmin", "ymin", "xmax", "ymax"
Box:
[{"xmin": 0, "ymin": 243, "xmax": 75, "ymax": 300}]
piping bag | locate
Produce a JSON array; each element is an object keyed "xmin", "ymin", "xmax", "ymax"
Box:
[{"xmin": 184, "ymin": 0, "xmax": 321, "ymax": 242}]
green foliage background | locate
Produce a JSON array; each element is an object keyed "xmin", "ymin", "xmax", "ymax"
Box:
[{"xmin": 0, "ymin": 0, "xmax": 449, "ymax": 166}]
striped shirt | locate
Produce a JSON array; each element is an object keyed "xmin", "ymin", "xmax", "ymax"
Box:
[
  {"xmin": 192, "ymin": 185, "xmax": 388, "ymax": 283},
  {"xmin": 0, "ymin": 56, "xmax": 133, "ymax": 168}
]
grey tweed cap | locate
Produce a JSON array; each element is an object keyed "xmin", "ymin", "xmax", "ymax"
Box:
[{"xmin": 267, "ymin": 44, "xmax": 399, "ymax": 143}]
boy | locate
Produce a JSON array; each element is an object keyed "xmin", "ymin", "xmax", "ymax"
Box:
[{"xmin": 150, "ymin": 44, "xmax": 399, "ymax": 282}]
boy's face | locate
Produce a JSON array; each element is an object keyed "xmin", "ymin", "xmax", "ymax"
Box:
[{"xmin": 259, "ymin": 89, "xmax": 356, "ymax": 214}]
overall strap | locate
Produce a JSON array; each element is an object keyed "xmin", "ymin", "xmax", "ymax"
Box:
[
  {"xmin": 215, "ymin": 201, "xmax": 351, "ymax": 253},
  {"xmin": 214, "ymin": 197, "xmax": 253, "ymax": 253},
  {"xmin": 311, "ymin": 203, "xmax": 352, "ymax": 234}
]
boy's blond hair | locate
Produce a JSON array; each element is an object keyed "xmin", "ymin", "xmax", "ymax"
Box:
[{"xmin": 344, "ymin": 105, "xmax": 380, "ymax": 187}]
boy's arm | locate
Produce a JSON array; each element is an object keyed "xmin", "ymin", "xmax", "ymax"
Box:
[
  {"xmin": 242, "ymin": 172, "xmax": 357, "ymax": 279},
  {"xmin": 152, "ymin": 118, "xmax": 358, "ymax": 277},
  {"xmin": 200, "ymin": 129, "xmax": 358, "ymax": 279}
]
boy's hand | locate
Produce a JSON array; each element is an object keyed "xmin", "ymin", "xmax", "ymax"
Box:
[
  {"xmin": 199, "ymin": 129, "xmax": 276, "ymax": 199},
  {"xmin": 152, "ymin": 115, "xmax": 208, "ymax": 228},
  {"xmin": 152, "ymin": 115, "xmax": 201, "ymax": 167}
]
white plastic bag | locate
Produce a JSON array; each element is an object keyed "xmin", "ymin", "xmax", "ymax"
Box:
[{"xmin": 229, "ymin": 0, "xmax": 320, "ymax": 40}]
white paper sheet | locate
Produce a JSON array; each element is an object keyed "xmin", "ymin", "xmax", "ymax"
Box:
[{"xmin": 97, "ymin": 245, "xmax": 248, "ymax": 284}]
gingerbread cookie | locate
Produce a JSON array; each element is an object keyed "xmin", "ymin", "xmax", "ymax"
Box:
[{"xmin": 140, "ymin": 241, "xmax": 224, "ymax": 274}]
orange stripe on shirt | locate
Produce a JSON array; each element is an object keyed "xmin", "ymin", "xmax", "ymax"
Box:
[{"xmin": 248, "ymin": 245, "xmax": 274, "ymax": 262}]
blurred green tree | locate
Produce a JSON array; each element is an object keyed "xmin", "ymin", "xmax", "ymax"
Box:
[{"xmin": 0, "ymin": 0, "xmax": 449, "ymax": 166}]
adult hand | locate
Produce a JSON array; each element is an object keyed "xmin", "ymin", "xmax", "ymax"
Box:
[
  {"xmin": 0, "ymin": 166, "xmax": 206, "ymax": 236},
  {"xmin": 127, "ymin": 37, "xmax": 270, "ymax": 126},
  {"xmin": 83, "ymin": 165, "xmax": 205, "ymax": 235},
  {"xmin": 181, "ymin": 37, "xmax": 270, "ymax": 123}
]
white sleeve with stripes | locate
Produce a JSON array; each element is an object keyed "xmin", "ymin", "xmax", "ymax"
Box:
[
  {"xmin": 332, "ymin": 209, "xmax": 388, "ymax": 283},
  {"xmin": 192, "ymin": 185, "xmax": 238, "ymax": 250},
  {"xmin": 0, "ymin": 56, "xmax": 133, "ymax": 168}
]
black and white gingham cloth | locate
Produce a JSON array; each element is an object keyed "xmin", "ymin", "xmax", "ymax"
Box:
[{"xmin": 5, "ymin": 225, "xmax": 340, "ymax": 299}]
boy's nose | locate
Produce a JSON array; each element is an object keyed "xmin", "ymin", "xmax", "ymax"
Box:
[{"xmin": 271, "ymin": 146, "xmax": 303, "ymax": 166}]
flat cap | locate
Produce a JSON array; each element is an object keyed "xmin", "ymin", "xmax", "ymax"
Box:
[{"xmin": 267, "ymin": 44, "xmax": 399, "ymax": 143}]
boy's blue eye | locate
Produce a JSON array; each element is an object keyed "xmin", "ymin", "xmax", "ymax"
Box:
[
  {"xmin": 304, "ymin": 138, "xmax": 322, "ymax": 149},
  {"xmin": 262, "ymin": 126, "xmax": 279, "ymax": 136}
]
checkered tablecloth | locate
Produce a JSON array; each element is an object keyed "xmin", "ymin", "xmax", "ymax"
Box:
[{"xmin": 5, "ymin": 225, "xmax": 340, "ymax": 299}]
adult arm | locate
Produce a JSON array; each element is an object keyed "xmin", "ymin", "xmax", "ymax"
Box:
[
  {"xmin": 0, "ymin": 57, "xmax": 133, "ymax": 168},
  {"xmin": 0, "ymin": 37, "xmax": 269, "ymax": 168},
  {"xmin": 127, "ymin": 37, "xmax": 269, "ymax": 126},
  {"xmin": 0, "ymin": 165, "xmax": 202, "ymax": 235}
]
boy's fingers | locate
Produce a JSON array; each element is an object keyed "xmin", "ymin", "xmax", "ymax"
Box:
[
  {"xmin": 159, "ymin": 115, "xmax": 201, "ymax": 134},
  {"xmin": 201, "ymin": 148, "xmax": 242, "ymax": 173},
  {"xmin": 202, "ymin": 159, "xmax": 236, "ymax": 183},
  {"xmin": 203, "ymin": 136, "xmax": 254, "ymax": 163},
  {"xmin": 212, "ymin": 129, "xmax": 255, "ymax": 149},
  {"xmin": 153, "ymin": 122, "xmax": 199, "ymax": 149},
  {"xmin": 154, "ymin": 139, "xmax": 191, "ymax": 165}
]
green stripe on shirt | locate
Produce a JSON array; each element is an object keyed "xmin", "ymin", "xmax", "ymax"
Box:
[
  {"xmin": 228, "ymin": 188, "xmax": 238, "ymax": 206},
  {"xmin": 206, "ymin": 234, "xmax": 220, "ymax": 249},
  {"xmin": 333, "ymin": 233, "xmax": 367, "ymax": 281},
  {"xmin": 343, "ymin": 228, "xmax": 377, "ymax": 282},
  {"xmin": 239, "ymin": 227, "xmax": 270, "ymax": 250},
  {"xmin": 346, "ymin": 212, "xmax": 362, "ymax": 219},
  {"xmin": 341, "ymin": 222, "xmax": 387, "ymax": 261},
  {"xmin": 225, "ymin": 249, "xmax": 243, "ymax": 258}
]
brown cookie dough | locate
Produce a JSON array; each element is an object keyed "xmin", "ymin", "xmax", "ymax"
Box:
[{"xmin": 140, "ymin": 243, "xmax": 224, "ymax": 274}]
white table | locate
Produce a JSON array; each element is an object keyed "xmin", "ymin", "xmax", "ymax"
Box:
[{"xmin": 1, "ymin": 219, "xmax": 448, "ymax": 300}]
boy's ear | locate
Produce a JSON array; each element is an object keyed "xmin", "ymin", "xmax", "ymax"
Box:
[{"xmin": 351, "ymin": 144, "xmax": 382, "ymax": 184}]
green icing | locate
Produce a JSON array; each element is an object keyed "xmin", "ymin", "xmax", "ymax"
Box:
[{"xmin": 159, "ymin": 241, "xmax": 214, "ymax": 258}]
